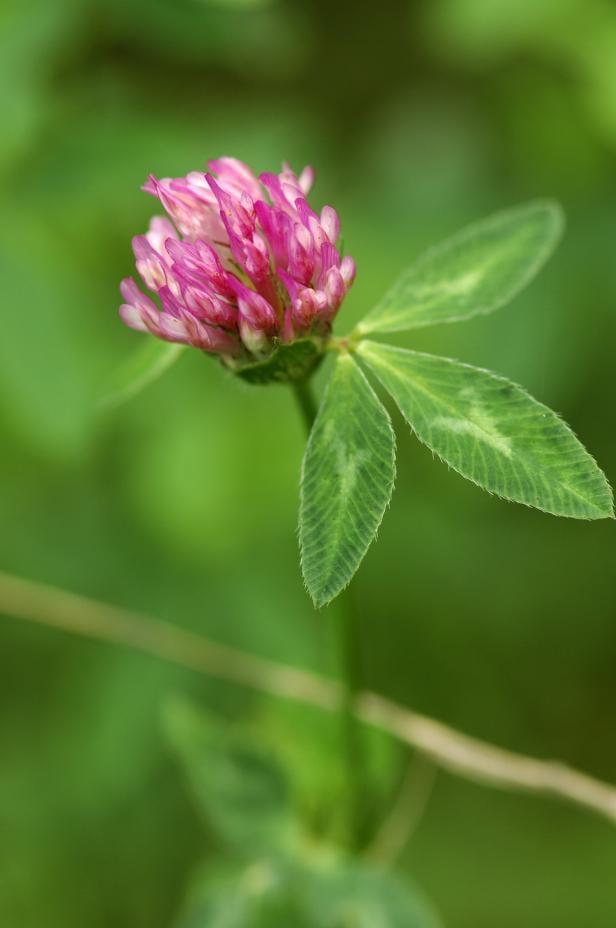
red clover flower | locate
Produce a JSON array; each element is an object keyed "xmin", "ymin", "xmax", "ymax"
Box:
[{"xmin": 119, "ymin": 157, "xmax": 356, "ymax": 363}]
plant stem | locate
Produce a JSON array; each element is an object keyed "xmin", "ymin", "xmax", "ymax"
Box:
[
  {"xmin": 292, "ymin": 378, "xmax": 319, "ymax": 435},
  {"xmin": 365, "ymin": 753, "xmax": 437, "ymax": 865},
  {"xmin": 1, "ymin": 569, "xmax": 615, "ymax": 824},
  {"xmin": 335, "ymin": 584, "xmax": 364, "ymax": 848},
  {"xmin": 291, "ymin": 376, "xmax": 364, "ymax": 848}
]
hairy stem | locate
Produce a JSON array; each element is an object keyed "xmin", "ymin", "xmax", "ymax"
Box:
[{"xmin": 292, "ymin": 377, "xmax": 365, "ymax": 847}]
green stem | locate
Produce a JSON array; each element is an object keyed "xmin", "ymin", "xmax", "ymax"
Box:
[
  {"xmin": 292, "ymin": 378, "xmax": 319, "ymax": 435},
  {"xmin": 291, "ymin": 376, "xmax": 364, "ymax": 849},
  {"xmin": 335, "ymin": 584, "xmax": 364, "ymax": 848}
]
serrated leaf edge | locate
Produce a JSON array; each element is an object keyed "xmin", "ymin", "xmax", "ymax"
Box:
[
  {"xmin": 357, "ymin": 341, "xmax": 614, "ymax": 521},
  {"xmin": 299, "ymin": 354, "xmax": 397, "ymax": 608},
  {"xmin": 356, "ymin": 199, "xmax": 565, "ymax": 336}
]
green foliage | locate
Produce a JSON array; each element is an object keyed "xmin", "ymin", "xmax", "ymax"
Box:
[
  {"xmin": 5, "ymin": 2, "xmax": 616, "ymax": 924},
  {"xmin": 100, "ymin": 189, "xmax": 611, "ymax": 601},
  {"xmin": 169, "ymin": 702, "xmax": 441, "ymax": 928},
  {"xmin": 357, "ymin": 341, "xmax": 613, "ymax": 520},
  {"xmin": 176, "ymin": 858, "xmax": 441, "ymax": 928},
  {"xmin": 100, "ymin": 340, "xmax": 185, "ymax": 410},
  {"xmin": 296, "ymin": 198, "xmax": 609, "ymax": 603},
  {"xmin": 299, "ymin": 354, "xmax": 396, "ymax": 607},
  {"xmin": 303, "ymin": 862, "xmax": 442, "ymax": 928},
  {"xmin": 357, "ymin": 201, "xmax": 563, "ymax": 335},
  {"xmin": 164, "ymin": 700, "xmax": 295, "ymax": 854},
  {"xmin": 254, "ymin": 699, "xmax": 403, "ymax": 848},
  {"xmin": 176, "ymin": 860, "xmax": 311, "ymax": 928}
]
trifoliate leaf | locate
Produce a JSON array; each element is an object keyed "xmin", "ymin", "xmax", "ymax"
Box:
[
  {"xmin": 357, "ymin": 201, "xmax": 563, "ymax": 334},
  {"xmin": 358, "ymin": 341, "xmax": 613, "ymax": 519},
  {"xmin": 300, "ymin": 353, "xmax": 396, "ymax": 607}
]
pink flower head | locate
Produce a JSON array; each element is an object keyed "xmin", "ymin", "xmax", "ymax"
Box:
[{"xmin": 119, "ymin": 157, "xmax": 355, "ymax": 360}]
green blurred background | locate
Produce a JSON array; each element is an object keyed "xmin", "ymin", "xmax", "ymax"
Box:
[{"xmin": 1, "ymin": 0, "xmax": 616, "ymax": 925}]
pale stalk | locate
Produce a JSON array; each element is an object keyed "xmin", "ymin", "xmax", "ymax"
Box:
[{"xmin": 0, "ymin": 570, "xmax": 615, "ymax": 823}]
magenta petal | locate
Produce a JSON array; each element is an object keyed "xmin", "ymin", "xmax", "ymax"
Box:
[
  {"xmin": 120, "ymin": 277, "xmax": 158, "ymax": 314},
  {"xmin": 229, "ymin": 278, "xmax": 277, "ymax": 331},
  {"xmin": 157, "ymin": 285, "xmax": 183, "ymax": 318},
  {"xmin": 146, "ymin": 216, "xmax": 178, "ymax": 254},
  {"xmin": 294, "ymin": 197, "xmax": 320, "ymax": 227},
  {"xmin": 340, "ymin": 255, "xmax": 356, "ymax": 287},
  {"xmin": 320, "ymin": 206, "xmax": 340, "ymax": 243},
  {"xmin": 208, "ymin": 157, "xmax": 262, "ymax": 201},
  {"xmin": 121, "ymin": 156, "xmax": 355, "ymax": 356},
  {"xmin": 255, "ymin": 201, "xmax": 291, "ymax": 269},
  {"xmin": 142, "ymin": 174, "xmax": 159, "ymax": 196},
  {"xmin": 324, "ymin": 267, "xmax": 345, "ymax": 308},
  {"xmin": 298, "ymin": 165, "xmax": 315, "ymax": 194},
  {"xmin": 278, "ymin": 268, "xmax": 300, "ymax": 303},
  {"xmin": 320, "ymin": 242, "xmax": 340, "ymax": 274},
  {"xmin": 288, "ymin": 227, "xmax": 315, "ymax": 284},
  {"xmin": 259, "ymin": 172, "xmax": 287, "ymax": 210},
  {"xmin": 132, "ymin": 236, "xmax": 169, "ymax": 290},
  {"xmin": 166, "ymin": 237, "xmax": 236, "ymax": 298},
  {"xmin": 119, "ymin": 303, "xmax": 149, "ymax": 332},
  {"xmin": 154, "ymin": 313, "xmax": 190, "ymax": 343}
]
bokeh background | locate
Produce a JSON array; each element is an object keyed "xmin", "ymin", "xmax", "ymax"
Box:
[{"xmin": 1, "ymin": 0, "xmax": 616, "ymax": 925}]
